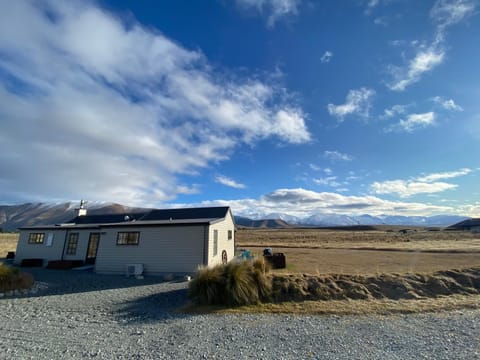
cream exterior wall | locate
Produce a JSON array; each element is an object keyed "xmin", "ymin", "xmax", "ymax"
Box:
[
  {"xmin": 207, "ymin": 211, "xmax": 235, "ymax": 266},
  {"xmin": 94, "ymin": 225, "xmax": 206, "ymax": 275},
  {"xmin": 15, "ymin": 229, "xmax": 66, "ymax": 265}
]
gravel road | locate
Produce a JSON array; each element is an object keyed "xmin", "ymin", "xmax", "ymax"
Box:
[{"xmin": 0, "ymin": 268, "xmax": 479, "ymax": 359}]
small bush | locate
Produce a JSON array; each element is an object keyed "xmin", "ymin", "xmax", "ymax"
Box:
[
  {"xmin": 0, "ymin": 264, "xmax": 34, "ymax": 292},
  {"xmin": 189, "ymin": 258, "xmax": 271, "ymax": 306}
]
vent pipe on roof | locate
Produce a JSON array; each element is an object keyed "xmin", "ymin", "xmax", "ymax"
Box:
[{"xmin": 74, "ymin": 200, "xmax": 87, "ymax": 217}]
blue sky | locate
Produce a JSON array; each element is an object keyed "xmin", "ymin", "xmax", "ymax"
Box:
[{"xmin": 0, "ymin": 0, "xmax": 479, "ymax": 218}]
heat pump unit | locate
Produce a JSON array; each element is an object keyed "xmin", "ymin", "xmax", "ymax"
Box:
[{"xmin": 126, "ymin": 263, "xmax": 144, "ymax": 277}]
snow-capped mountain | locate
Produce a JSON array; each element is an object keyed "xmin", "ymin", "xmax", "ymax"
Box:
[{"xmin": 0, "ymin": 202, "xmax": 470, "ymax": 231}]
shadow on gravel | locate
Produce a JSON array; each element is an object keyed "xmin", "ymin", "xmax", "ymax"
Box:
[
  {"xmin": 12, "ymin": 267, "xmax": 187, "ymax": 298},
  {"xmin": 114, "ymin": 289, "xmax": 192, "ymax": 324}
]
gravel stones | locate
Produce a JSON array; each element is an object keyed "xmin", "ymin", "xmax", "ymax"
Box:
[{"xmin": 0, "ymin": 268, "xmax": 479, "ymax": 359}]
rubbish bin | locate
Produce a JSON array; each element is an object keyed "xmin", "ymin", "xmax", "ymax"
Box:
[{"xmin": 271, "ymin": 253, "xmax": 286, "ymax": 269}]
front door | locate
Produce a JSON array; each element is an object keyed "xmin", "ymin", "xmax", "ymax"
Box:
[{"xmin": 86, "ymin": 233, "xmax": 100, "ymax": 264}]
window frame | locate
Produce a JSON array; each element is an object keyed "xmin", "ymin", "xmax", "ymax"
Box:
[
  {"xmin": 228, "ymin": 230, "xmax": 233, "ymax": 240},
  {"xmin": 116, "ymin": 232, "xmax": 140, "ymax": 246},
  {"xmin": 213, "ymin": 229, "xmax": 218, "ymax": 256},
  {"xmin": 28, "ymin": 233, "xmax": 45, "ymax": 244},
  {"xmin": 66, "ymin": 233, "xmax": 79, "ymax": 255}
]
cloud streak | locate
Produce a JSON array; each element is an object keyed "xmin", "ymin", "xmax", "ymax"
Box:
[
  {"xmin": 320, "ymin": 51, "xmax": 333, "ymax": 63},
  {"xmin": 215, "ymin": 175, "xmax": 246, "ymax": 189},
  {"xmin": 432, "ymin": 96, "xmax": 463, "ymax": 111},
  {"xmin": 386, "ymin": 112, "xmax": 436, "ymax": 133},
  {"xmin": 178, "ymin": 188, "xmax": 453, "ymax": 218},
  {"xmin": 388, "ymin": 0, "xmax": 475, "ymax": 91},
  {"xmin": 0, "ymin": 0, "xmax": 310, "ymax": 205},
  {"xmin": 235, "ymin": 0, "xmax": 302, "ymax": 28},
  {"xmin": 370, "ymin": 168, "xmax": 472, "ymax": 197},
  {"xmin": 327, "ymin": 88, "xmax": 375, "ymax": 121},
  {"xmin": 323, "ymin": 150, "xmax": 353, "ymax": 162}
]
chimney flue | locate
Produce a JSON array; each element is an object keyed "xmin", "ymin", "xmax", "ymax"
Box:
[{"xmin": 75, "ymin": 200, "xmax": 87, "ymax": 217}]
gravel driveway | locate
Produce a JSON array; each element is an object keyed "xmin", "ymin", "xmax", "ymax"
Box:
[{"xmin": 0, "ymin": 268, "xmax": 479, "ymax": 359}]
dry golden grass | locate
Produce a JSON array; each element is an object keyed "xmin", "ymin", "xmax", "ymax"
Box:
[
  {"xmin": 215, "ymin": 294, "xmax": 480, "ymax": 316},
  {"xmin": 0, "ymin": 233, "xmax": 18, "ymax": 257},
  {"xmin": 237, "ymin": 228, "xmax": 480, "ymax": 275},
  {"xmin": 237, "ymin": 228, "xmax": 480, "ymax": 252}
]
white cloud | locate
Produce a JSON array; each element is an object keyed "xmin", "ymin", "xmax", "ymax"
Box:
[
  {"xmin": 373, "ymin": 17, "xmax": 389, "ymax": 26},
  {"xmin": 430, "ymin": 0, "xmax": 476, "ymax": 32},
  {"xmin": 386, "ymin": 112, "xmax": 436, "ymax": 133},
  {"xmin": 323, "ymin": 167, "xmax": 333, "ymax": 175},
  {"xmin": 235, "ymin": 0, "xmax": 301, "ymax": 28},
  {"xmin": 323, "ymin": 150, "xmax": 353, "ymax": 162},
  {"xmin": 371, "ymin": 180, "xmax": 457, "ymax": 198},
  {"xmin": 181, "ymin": 188, "xmax": 453, "ymax": 217},
  {"xmin": 313, "ymin": 176, "xmax": 341, "ymax": 187},
  {"xmin": 320, "ymin": 51, "xmax": 333, "ymax": 63},
  {"xmin": 0, "ymin": 0, "xmax": 310, "ymax": 205},
  {"xmin": 388, "ymin": 48, "xmax": 445, "ymax": 91},
  {"xmin": 388, "ymin": 0, "xmax": 475, "ymax": 91},
  {"xmin": 432, "ymin": 96, "xmax": 463, "ymax": 111},
  {"xmin": 327, "ymin": 88, "xmax": 375, "ymax": 121},
  {"xmin": 309, "ymin": 164, "xmax": 321, "ymax": 171},
  {"xmin": 383, "ymin": 104, "xmax": 408, "ymax": 118},
  {"xmin": 215, "ymin": 175, "xmax": 246, "ymax": 189},
  {"xmin": 417, "ymin": 168, "xmax": 472, "ymax": 182},
  {"xmin": 370, "ymin": 167, "xmax": 473, "ymax": 198},
  {"xmin": 364, "ymin": 0, "xmax": 381, "ymax": 15}
]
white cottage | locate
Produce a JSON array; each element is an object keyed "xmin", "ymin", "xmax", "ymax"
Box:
[{"xmin": 15, "ymin": 206, "xmax": 235, "ymax": 275}]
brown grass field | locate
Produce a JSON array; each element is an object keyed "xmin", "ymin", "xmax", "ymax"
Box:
[
  {"xmin": 0, "ymin": 233, "xmax": 18, "ymax": 257},
  {"xmin": 236, "ymin": 228, "xmax": 480, "ymax": 275}
]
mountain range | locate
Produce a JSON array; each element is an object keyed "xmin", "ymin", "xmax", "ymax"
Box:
[{"xmin": 0, "ymin": 202, "xmax": 470, "ymax": 231}]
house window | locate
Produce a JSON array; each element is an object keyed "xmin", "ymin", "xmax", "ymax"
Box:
[
  {"xmin": 28, "ymin": 233, "xmax": 45, "ymax": 244},
  {"xmin": 213, "ymin": 230, "xmax": 218, "ymax": 256},
  {"xmin": 117, "ymin": 232, "xmax": 140, "ymax": 245},
  {"xmin": 228, "ymin": 230, "xmax": 233, "ymax": 240},
  {"xmin": 66, "ymin": 233, "xmax": 79, "ymax": 255}
]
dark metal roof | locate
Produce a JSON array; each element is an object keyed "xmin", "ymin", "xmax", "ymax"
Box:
[
  {"xmin": 67, "ymin": 212, "xmax": 149, "ymax": 225},
  {"xmin": 139, "ymin": 206, "xmax": 230, "ymax": 221},
  {"xmin": 19, "ymin": 207, "xmax": 231, "ymax": 230}
]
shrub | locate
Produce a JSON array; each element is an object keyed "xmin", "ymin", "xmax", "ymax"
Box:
[
  {"xmin": 0, "ymin": 264, "xmax": 34, "ymax": 292},
  {"xmin": 189, "ymin": 258, "xmax": 271, "ymax": 306}
]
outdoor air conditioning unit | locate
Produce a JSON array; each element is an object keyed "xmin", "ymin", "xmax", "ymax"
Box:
[{"xmin": 126, "ymin": 263, "xmax": 144, "ymax": 278}]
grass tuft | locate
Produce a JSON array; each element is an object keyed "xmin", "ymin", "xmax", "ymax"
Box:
[
  {"xmin": 0, "ymin": 263, "xmax": 33, "ymax": 292},
  {"xmin": 189, "ymin": 259, "xmax": 271, "ymax": 306}
]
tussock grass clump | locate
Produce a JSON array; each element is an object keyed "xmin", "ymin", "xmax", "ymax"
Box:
[
  {"xmin": 0, "ymin": 264, "xmax": 34, "ymax": 292},
  {"xmin": 189, "ymin": 258, "xmax": 271, "ymax": 306}
]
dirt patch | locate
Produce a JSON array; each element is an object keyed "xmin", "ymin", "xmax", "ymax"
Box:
[{"xmin": 270, "ymin": 267, "xmax": 480, "ymax": 303}]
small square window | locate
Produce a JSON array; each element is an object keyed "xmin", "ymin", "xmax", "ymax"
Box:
[
  {"xmin": 117, "ymin": 232, "xmax": 140, "ymax": 245},
  {"xmin": 28, "ymin": 233, "xmax": 45, "ymax": 244}
]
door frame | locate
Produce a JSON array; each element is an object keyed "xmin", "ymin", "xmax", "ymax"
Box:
[{"xmin": 85, "ymin": 232, "xmax": 100, "ymax": 264}]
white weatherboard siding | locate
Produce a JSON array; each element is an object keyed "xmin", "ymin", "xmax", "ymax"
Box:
[
  {"xmin": 15, "ymin": 229, "xmax": 66, "ymax": 265},
  {"xmin": 95, "ymin": 225, "xmax": 206, "ymax": 275},
  {"xmin": 208, "ymin": 213, "xmax": 235, "ymax": 266}
]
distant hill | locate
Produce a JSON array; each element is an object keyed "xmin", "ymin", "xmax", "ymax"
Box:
[
  {"xmin": 0, "ymin": 202, "xmax": 470, "ymax": 231},
  {"xmin": 234, "ymin": 216, "xmax": 292, "ymax": 228},
  {"xmin": 0, "ymin": 202, "xmax": 149, "ymax": 231}
]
